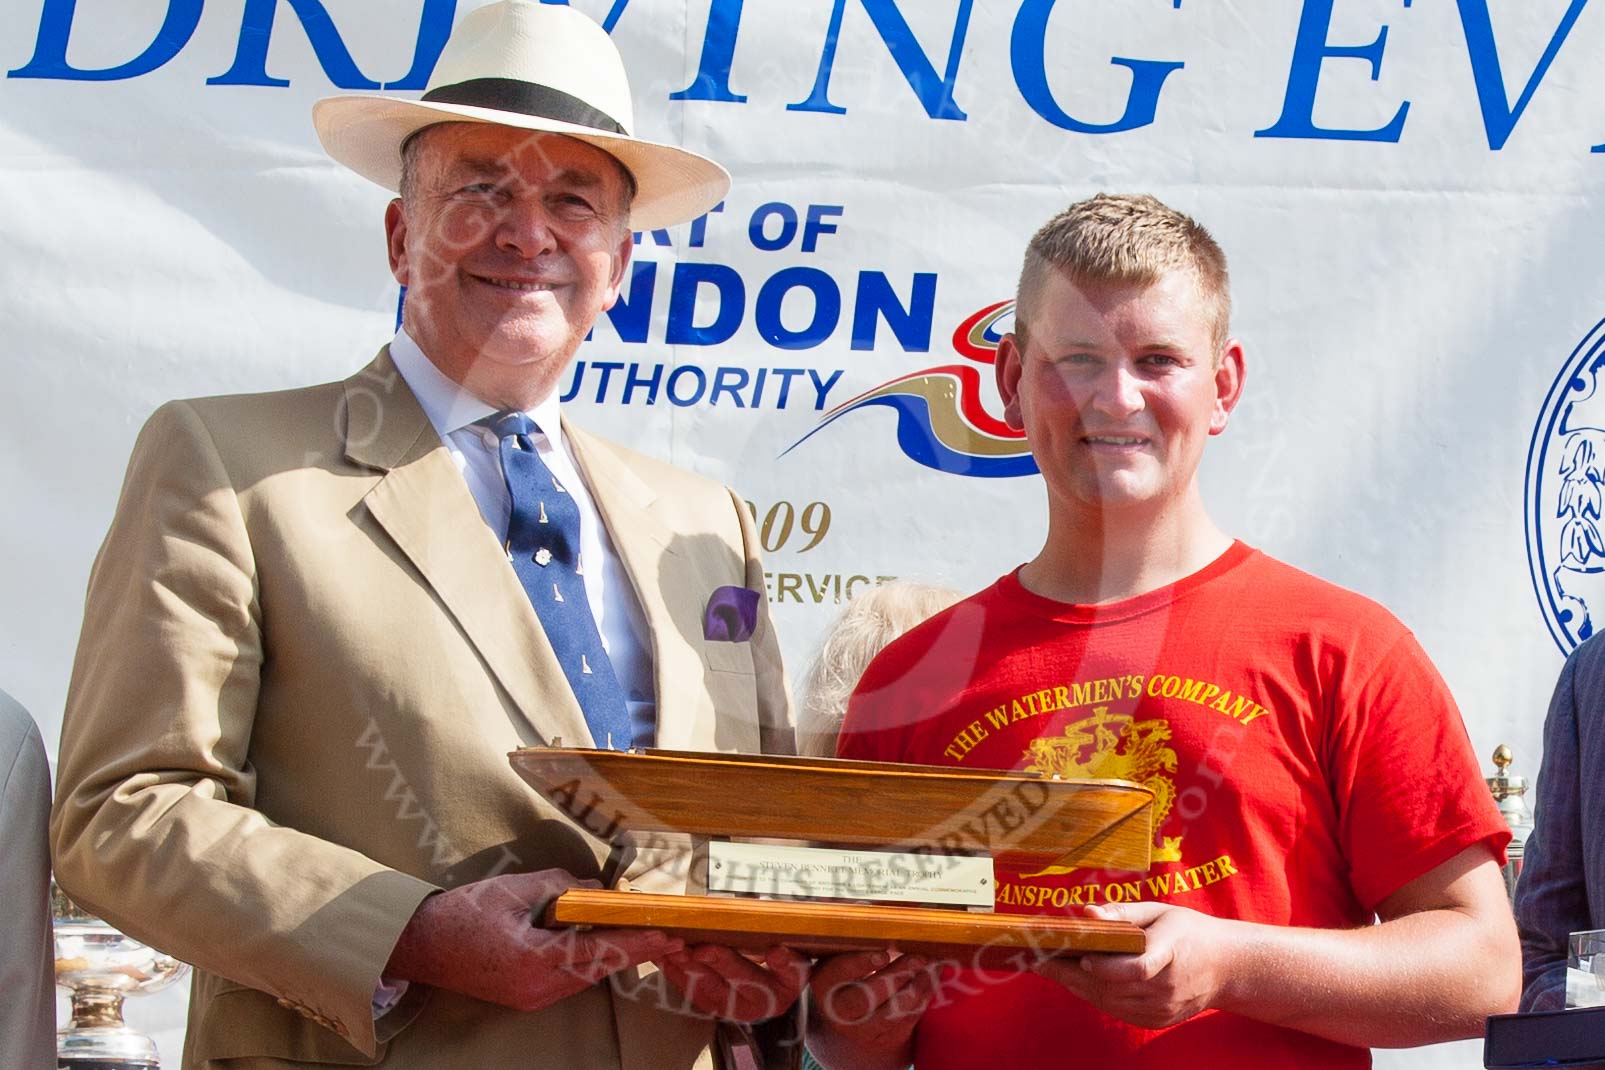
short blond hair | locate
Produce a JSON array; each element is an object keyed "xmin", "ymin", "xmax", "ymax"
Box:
[
  {"xmin": 796, "ymin": 581, "xmax": 961, "ymax": 759},
  {"xmin": 1015, "ymin": 193, "xmax": 1231, "ymax": 351}
]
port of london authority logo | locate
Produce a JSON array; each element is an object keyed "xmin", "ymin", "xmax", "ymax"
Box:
[
  {"xmin": 1527, "ymin": 317, "xmax": 1605, "ymax": 653},
  {"xmin": 783, "ymin": 300, "xmax": 1038, "ymax": 478}
]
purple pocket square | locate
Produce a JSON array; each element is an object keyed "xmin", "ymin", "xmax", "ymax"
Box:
[{"xmin": 704, "ymin": 585, "xmax": 759, "ymax": 642}]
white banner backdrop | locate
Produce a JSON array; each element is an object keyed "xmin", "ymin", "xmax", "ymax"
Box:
[{"xmin": 6, "ymin": 0, "xmax": 1604, "ymax": 1063}]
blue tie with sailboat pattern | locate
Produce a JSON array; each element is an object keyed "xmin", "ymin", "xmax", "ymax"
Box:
[{"xmin": 487, "ymin": 411, "xmax": 633, "ymax": 751}]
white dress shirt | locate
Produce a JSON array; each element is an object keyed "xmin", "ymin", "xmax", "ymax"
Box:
[{"xmin": 388, "ymin": 329, "xmax": 657, "ymax": 745}]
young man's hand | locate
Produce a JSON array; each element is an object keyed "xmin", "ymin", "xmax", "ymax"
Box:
[
  {"xmin": 805, "ymin": 950, "xmax": 938, "ymax": 1070},
  {"xmin": 1035, "ymin": 902, "xmax": 1234, "ymax": 1029},
  {"xmin": 655, "ymin": 944, "xmax": 811, "ymax": 1022}
]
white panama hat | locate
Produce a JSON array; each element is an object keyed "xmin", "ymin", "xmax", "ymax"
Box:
[{"xmin": 312, "ymin": 0, "xmax": 730, "ymax": 231}]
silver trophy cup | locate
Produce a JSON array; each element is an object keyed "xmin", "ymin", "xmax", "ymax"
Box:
[
  {"xmin": 52, "ymin": 881, "xmax": 189, "ymax": 1068},
  {"xmin": 1485, "ymin": 744, "xmax": 1533, "ymax": 905}
]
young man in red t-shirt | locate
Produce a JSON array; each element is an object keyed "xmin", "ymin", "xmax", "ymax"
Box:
[{"xmin": 806, "ymin": 194, "xmax": 1518, "ymax": 1069}]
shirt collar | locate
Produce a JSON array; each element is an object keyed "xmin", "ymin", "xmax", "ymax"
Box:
[{"xmin": 389, "ymin": 327, "xmax": 565, "ymax": 442}]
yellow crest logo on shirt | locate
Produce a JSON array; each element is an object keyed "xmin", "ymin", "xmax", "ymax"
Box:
[{"xmin": 1022, "ymin": 705, "xmax": 1183, "ymax": 873}]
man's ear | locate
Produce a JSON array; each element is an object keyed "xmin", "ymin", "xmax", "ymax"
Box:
[
  {"xmin": 384, "ymin": 199, "xmax": 409, "ymax": 287},
  {"xmin": 996, "ymin": 333, "xmax": 1026, "ymax": 432},
  {"xmin": 1210, "ymin": 338, "xmax": 1246, "ymax": 435},
  {"xmin": 600, "ymin": 228, "xmax": 634, "ymax": 312}
]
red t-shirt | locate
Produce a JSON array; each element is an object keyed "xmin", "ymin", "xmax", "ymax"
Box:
[{"xmin": 838, "ymin": 542, "xmax": 1509, "ymax": 1069}]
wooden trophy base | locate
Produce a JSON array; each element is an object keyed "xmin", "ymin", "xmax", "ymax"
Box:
[
  {"xmin": 545, "ymin": 889, "xmax": 1144, "ymax": 969},
  {"xmin": 509, "ymin": 748, "xmax": 1155, "ymax": 872},
  {"xmin": 512, "ymin": 748, "xmax": 1156, "ymax": 966}
]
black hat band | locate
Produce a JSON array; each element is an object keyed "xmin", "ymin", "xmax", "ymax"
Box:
[{"xmin": 421, "ymin": 78, "xmax": 627, "ymax": 136}]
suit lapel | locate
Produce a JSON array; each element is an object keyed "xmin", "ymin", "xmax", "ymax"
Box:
[
  {"xmin": 343, "ymin": 351, "xmax": 594, "ymax": 748},
  {"xmin": 564, "ymin": 423, "xmax": 721, "ymax": 751},
  {"xmin": 562, "ymin": 421, "xmax": 676, "ymax": 554}
]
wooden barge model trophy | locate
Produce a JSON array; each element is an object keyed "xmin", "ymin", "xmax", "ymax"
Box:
[{"xmin": 510, "ymin": 748, "xmax": 1156, "ymax": 968}]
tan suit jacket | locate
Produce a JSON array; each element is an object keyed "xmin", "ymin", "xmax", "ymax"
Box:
[{"xmin": 50, "ymin": 350, "xmax": 792, "ymax": 1068}]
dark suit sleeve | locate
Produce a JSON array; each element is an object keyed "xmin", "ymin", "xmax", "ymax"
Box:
[{"xmin": 1518, "ymin": 644, "xmax": 1596, "ymax": 1010}]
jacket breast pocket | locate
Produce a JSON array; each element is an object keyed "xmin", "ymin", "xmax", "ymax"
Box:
[{"xmin": 702, "ymin": 639, "xmax": 754, "ymax": 675}]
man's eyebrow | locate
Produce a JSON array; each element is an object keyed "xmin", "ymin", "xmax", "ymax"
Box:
[
  {"xmin": 1043, "ymin": 340, "xmax": 1109, "ymax": 355},
  {"xmin": 550, "ymin": 167, "xmax": 606, "ymax": 189},
  {"xmin": 445, "ymin": 155, "xmax": 514, "ymax": 179},
  {"xmin": 1045, "ymin": 338, "xmax": 1189, "ymax": 354},
  {"xmin": 443, "ymin": 158, "xmax": 607, "ymax": 190}
]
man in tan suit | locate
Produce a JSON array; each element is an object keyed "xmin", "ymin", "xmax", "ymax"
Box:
[{"xmin": 50, "ymin": 3, "xmax": 802, "ymax": 1066}]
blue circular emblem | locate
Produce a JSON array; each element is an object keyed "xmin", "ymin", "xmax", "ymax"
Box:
[{"xmin": 1527, "ymin": 317, "xmax": 1605, "ymax": 653}]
